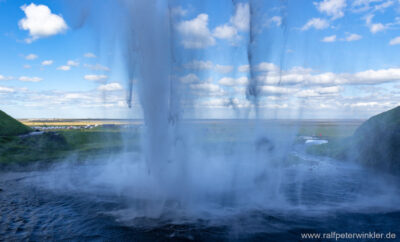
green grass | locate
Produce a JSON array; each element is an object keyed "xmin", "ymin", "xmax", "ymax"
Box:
[
  {"xmin": 298, "ymin": 125, "xmax": 358, "ymax": 138},
  {"xmin": 0, "ymin": 133, "xmax": 69, "ymax": 165},
  {"xmin": 0, "ymin": 110, "xmax": 32, "ymax": 136},
  {"xmin": 0, "ymin": 127, "xmax": 140, "ymax": 167},
  {"xmin": 0, "ymin": 117, "xmax": 366, "ymax": 169}
]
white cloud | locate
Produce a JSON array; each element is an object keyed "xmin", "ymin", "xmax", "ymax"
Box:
[
  {"xmin": 297, "ymin": 86, "xmax": 342, "ymax": 97},
  {"xmin": 314, "ymin": 0, "xmax": 347, "ymax": 20},
  {"xmin": 352, "ymin": 0, "xmax": 386, "ymax": 12},
  {"xmin": 230, "ymin": 3, "xmax": 250, "ymax": 31},
  {"xmin": 25, "ymin": 54, "xmax": 38, "ymax": 60},
  {"xmin": 253, "ymin": 65, "xmax": 400, "ymax": 86},
  {"xmin": 218, "ymin": 77, "xmax": 235, "ymax": 86},
  {"xmin": 238, "ymin": 65, "xmax": 250, "ymax": 72},
  {"xmin": 213, "ymin": 24, "xmax": 238, "ymax": 40},
  {"xmin": 57, "ymin": 65, "xmax": 71, "ymax": 71},
  {"xmin": 181, "ymin": 62, "xmax": 238, "ymax": 74},
  {"xmin": 345, "ymin": 33, "xmax": 362, "ymax": 41},
  {"xmin": 180, "ymin": 74, "xmax": 200, "ymax": 84},
  {"xmin": 177, "ymin": 14, "xmax": 215, "ymax": 49},
  {"xmin": 370, "ymin": 23, "xmax": 386, "ymax": 33},
  {"xmin": 23, "ymin": 65, "xmax": 32, "ymax": 69},
  {"xmin": 260, "ymin": 85, "xmax": 295, "ymax": 95},
  {"xmin": 352, "ymin": 0, "xmax": 372, "ymax": 7},
  {"xmin": 219, "ymin": 77, "xmax": 248, "ymax": 86},
  {"xmin": 41, "ymin": 60, "xmax": 53, "ymax": 66},
  {"xmin": 349, "ymin": 101, "xmax": 379, "ymax": 107},
  {"xmin": 323, "ymin": 33, "xmax": 362, "ymax": 42},
  {"xmin": 63, "ymin": 93, "xmax": 88, "ymax": 100},
  {"xmin": 84, "ymin": 53, "xmax": 96, "ymax": 58},
  {"xmin": 347, "ymin": 68, "xmax": 400, "ymax": 84},
  {"xmin": 84, "ymin": 74, "xmax": 108, "ymax": 81},
  {"xmin": 257, "ymin": 72, "xmax": 306, "ymax": 85},
  {"xmin": 18, "ymin": 3, "xmax": 68, "ymax": 43},
  {"xmin": 67, "ymin": 60, "xmax": 79, "ymax": 67},
  {"xmin": 19, "ymin": 76, "xmax": 42, "ymax": 82},
  {"xmin": 0, "ymin": 86, "xmax": 15, "ymax": 93},
  {"xmin": 190, "ymin": 82, "xmax": 224, "ymax": 95},
  {"xmin": 316, "ymin": 86, "xmax": 342, "ymax": 94},
  {"xmin": 270, "ymin": 16, "xmax": 282, "ymax": 27},
  {"xmin": 196, "ymin": 98, "xmax": 232, "ymax": 108},
  {"xmin": 322, "ymin": 35, "xmax": 337, "ymax": 42},
  {"xmin": 365, "ymin": 14, "xmax": 387, "ymax": 33},
  {"xmin": 389, "ymin": 36, "xmax": 400, "ymax": 45},
  {"xmin": 301, "ymin": 18, "xmax": 330, "ymax": 30},
  {"xmin": 171, "ymin": 6, "xmax": 187, "ymax": 16},
  {"xmin": 0, "ymin": 88, "xmax": 128, "ymax": 111},
  {"xmin": 374, "ymin": 0, "xmax": 394, "ymax": 11},
  {"xmin": 365, "ymin": 14, "xmax": 374, "ymax": 24},
  {"xmin": 183, "ymin": 60, "xmax": 213, "ymax": 70},
  {"xmin": 84, "ymin": 63, "xmax": 110, "ymax": 71},
  {"xmin": 256, "ymin": 62, "xmax": 280, "ymax": 72},
  {"xmin": 215, "ymin": 64, "xmax": 234, "ymax": 74},
  {"xmin": 98, "ymin": 83, "xmax": 123, "ymax": 91},
  {"xmin": 212, "ymin": 2, "xmax": 249, "ymax": 42},
  {"xmin": 5, "ymin": 60, "xmax": 400, "ymax": 119},
  {"xmin": 0, "ymin": 75, "xmax": 13, "ymax": 81}
]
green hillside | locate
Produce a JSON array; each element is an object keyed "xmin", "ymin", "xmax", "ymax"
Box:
[
  {"xmin": 308, "ymin": 106, "xmax": 400, "ymax": 175},
  {"xmin": 352, "ymin": 106, "xmax": 400, "ymax": 174},
  {"xmin": 0, "ymin": 110, "xmax": 32, "ymax": 136}
]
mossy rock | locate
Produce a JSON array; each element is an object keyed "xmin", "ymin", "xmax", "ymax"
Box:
[{"xmin": 352, "ymin": 106, "xmax": 400, "ymax": 174}]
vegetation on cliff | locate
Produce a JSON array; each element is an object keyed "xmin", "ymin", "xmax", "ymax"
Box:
[{"xmin": 0, "ymin": 110, "xmax": 32, "ymax": 136}]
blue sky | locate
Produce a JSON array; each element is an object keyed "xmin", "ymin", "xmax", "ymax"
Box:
[{"xmin": 1, "ymin": 0, "xmax": 400, "ymax": 119}]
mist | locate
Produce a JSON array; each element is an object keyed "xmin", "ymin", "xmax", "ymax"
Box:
[
  {"xmin": 25, "ymin": 0, "xmax": 399, "ymax": 226},
  {"xmin": 2, "ymin": 0, "xmax": 400, "ymax": 240}
]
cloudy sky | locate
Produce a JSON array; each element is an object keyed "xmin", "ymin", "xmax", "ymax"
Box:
[{"xmin": 1, "ymin": 0, "xmax": 400, "ymax": 119}]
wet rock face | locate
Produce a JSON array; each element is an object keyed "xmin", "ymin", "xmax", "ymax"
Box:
[{"xmin": 352, "ymin": 106, "xmax": 400, "ymax": 175}]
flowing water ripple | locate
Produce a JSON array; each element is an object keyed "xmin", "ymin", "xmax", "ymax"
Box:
[{"xmin": 1, "ymin": 151, "xmax": 399, "ymax": 241}]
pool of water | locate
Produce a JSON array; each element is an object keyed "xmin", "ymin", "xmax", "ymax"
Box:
[{"xmin": 1, "ymin": 148, "xmax": 399, "ymax": 241}]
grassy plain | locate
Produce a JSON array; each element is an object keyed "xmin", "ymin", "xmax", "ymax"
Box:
[
  {"xmin": 0, "ymin": 126, "xmax": 140, "ymax": 167},
  {"xmin": 20, "ymin": 119, "xmax": 140, "ymax": 127},
  {"xmin": 295, "ymin": 120, "xmax": 361, "ymax": 138},
  {"xmin": 0, "ymin": 119, "xmax": 363, "ymax": 168}
]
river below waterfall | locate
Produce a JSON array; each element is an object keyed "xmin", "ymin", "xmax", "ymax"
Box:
[{"xmin": 1, "ymin": 146, "xmax": 399, "ymax": 241}]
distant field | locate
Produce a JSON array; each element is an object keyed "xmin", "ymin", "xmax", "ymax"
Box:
[
  {"xmin": 295, "ymin": 120, "xmax": 363, "ymax": 137},
  {"xmin": 20, "ymin": 119, "xmax": 142, "ymax": 126},
  {"xmin": 0, "ymin": 119, "xmax": 365, "ymax": 167},
  {"xmin": 19, "ymin": 119, "xmax": 364, "ymax": 138}
]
